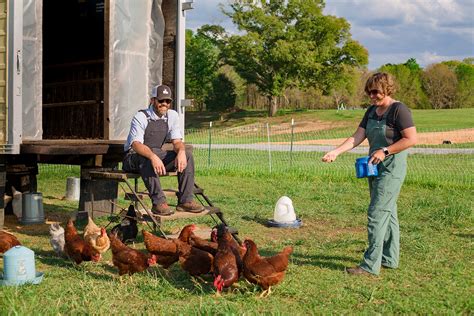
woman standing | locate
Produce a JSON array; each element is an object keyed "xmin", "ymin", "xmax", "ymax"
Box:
[{"xmin": 322, "ymin": 73, "xmax": 417, "ymax": 276}]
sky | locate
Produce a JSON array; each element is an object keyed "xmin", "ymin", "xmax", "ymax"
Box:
[{"xmin": 185, "ymin": 0, "xmax": 474, "ymax": 70}]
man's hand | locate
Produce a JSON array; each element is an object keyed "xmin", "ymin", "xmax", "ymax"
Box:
[
  {"xmin": 322, "ymin": 150, "xmax": 339, "ymax": 163},
  {"xmin": 369, "ymin": 149, "xmax": 386, "ymax": 165},
  {"xmin": 175, "ymin": 151, "xmax": 187, "ymax": 173},
  {"xmin": 151, "ymin": 154, "xmax": 167, "ymax": 175}
]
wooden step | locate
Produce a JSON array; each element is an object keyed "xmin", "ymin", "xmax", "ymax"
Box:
[{"xmin": 138, "ymin": 206, "xmax": 221, "ymax": 222}]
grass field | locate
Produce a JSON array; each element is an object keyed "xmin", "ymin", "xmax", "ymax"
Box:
[
  {"xmin": 1, "ymin": 108, "xmax": 473, "ymax": 314},
  {"xmin": 1, "ymin": 160, "xmax": 472, "ymax": 314}
]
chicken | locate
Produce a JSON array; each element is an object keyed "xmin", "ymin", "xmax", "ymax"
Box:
[
  {"xmin": 83, "ymin": 217, "xmax": 110, "ymax": 254},
  {"xmin": 242, "ymin": 239, "xmax": 293, "ymax": 297},
  {"xmin": 189, "ymin": 232, "xmax": 218, "ymax": 256},
  {"xmin": 64, "ymin": 219, "xmax": 101, "ymax": 264},
  {"xmin": 213, "ymin": 225, "xmax": 243, "ymax": 293},
  {"xmin": 109, "ymin": 232, "xmax": 157, "ymax": 276},
  {"xmin": 111, "ymin": 204, "xmax": 138, "ymax": 243},
  {"xmin": 142, "ymin": 224, "xmax": 196, "ymax": 269},
  {"xmin": 0, "ymin": 231, "xmax": 21, "ymax": 253},
  {"xmin": 176, "ymin": 239, "xmax": 214, "ymax": 276},
  {"xmin": 49, "ymin": 223, "xmax": 65, "ymax": 257}
]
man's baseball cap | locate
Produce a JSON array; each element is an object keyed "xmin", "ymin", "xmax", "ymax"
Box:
[{"xmin": 151, "ymin": 84, "xmax": 173, "ymax": 100}]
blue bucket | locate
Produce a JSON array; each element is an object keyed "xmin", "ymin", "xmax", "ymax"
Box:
[
  {"xmin": 355, "ymin": 156, "xmax": 378, "ymax": 178},
  {"xmin": 0, "ymin": 246, "xmax": 44, "ymax": 286}
]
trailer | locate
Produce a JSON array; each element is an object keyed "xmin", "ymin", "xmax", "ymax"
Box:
[{"xmin": 0, "ymin": 0, "xmax": 193, "ymax": 226}]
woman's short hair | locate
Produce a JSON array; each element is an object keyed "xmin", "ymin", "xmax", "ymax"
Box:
[{"xmin": 364, "ymin": 72, "xmax": 396, "ymax": 96}]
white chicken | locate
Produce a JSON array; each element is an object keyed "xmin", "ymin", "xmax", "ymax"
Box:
[{"xmin": 49, "ymin": 223, "xmax": 65, "ymax": 257}]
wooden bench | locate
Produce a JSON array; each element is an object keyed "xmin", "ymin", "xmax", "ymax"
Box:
[{"xmin": 88, "ymin": 170, "xmax": 229, "ymax": 237}]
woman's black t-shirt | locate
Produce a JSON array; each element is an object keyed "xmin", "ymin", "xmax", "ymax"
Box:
[{"xmin": 359, "ymin": 102, "xmax": 414, "ymax": 145}]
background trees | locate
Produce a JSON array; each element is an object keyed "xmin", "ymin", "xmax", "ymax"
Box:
[
  {"xmin": 184, "ymin": 4, "xmax": 472, "ymax": 112},
  {"xmin": 219, "ymin": 0, "xmax": 368, "ymax": 116}
]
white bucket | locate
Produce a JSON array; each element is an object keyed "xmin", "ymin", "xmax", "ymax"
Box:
[
  {"xmin": 65, "ymin": 177, "xmax": 80, "ymax": 201},
  {"xmin": 273, "ymin": 196, "xmax": 297, "ymax": 223}
]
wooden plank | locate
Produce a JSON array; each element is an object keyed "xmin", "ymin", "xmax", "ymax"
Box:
[
  {"xmin": 89, "ymin": 170, "xmax": 177, "ymax": 181},
  {"xmin": 138, "ymin": 206, "xmax": 221, "ymax": 222},
  {"xmin": 42, "ymin": 100, "xmax": 99, "ymax": 109}
]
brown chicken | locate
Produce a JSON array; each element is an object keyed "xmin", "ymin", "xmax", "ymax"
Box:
[
  {"xmin": 176, "ymin": 239, "xmax": 214, "ymax": 276},
  {"xmin": 109, "ymin": 232, "xmax": 157, "ymax": 276},
  {"xmin": 142, "ymin": 224, "xmax": 195, "ymax": 269},
  {"xmin": 213, "ymin": 225, "xmax": 243, "ymax": 293},
  {"xmin": 242, "ymin": 239, "xmax": 293, "ymax": 297},
  {"xmin": 84, "ymin": 217, "xmax": 110, "ymax": 254},
  {"xmin": 0, "ymin": 231, "xmax": 21, "ymax": 253},
  {"xmin": 189, "ymin": 233, "xmax": 218, "ymax": 256},
  {"xmin": 64, "ymin": 219, "xmax": 101, "ymax": 264}
]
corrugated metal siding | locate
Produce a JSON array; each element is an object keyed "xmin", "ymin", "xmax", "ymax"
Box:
[{"xmin": 0, "ymin": 0, "xmax": 6, "ymax": 144}]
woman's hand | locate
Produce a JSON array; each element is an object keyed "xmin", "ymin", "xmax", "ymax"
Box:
[
  {"xmin": 322, "ymin": 150, "xmax": 339, "ymax": 163},
  {"xmin": 369, "ymin": 149, "xmax": 386, "ymax": 165}
]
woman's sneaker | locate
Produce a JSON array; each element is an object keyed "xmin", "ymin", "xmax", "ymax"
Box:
[
  {"xmin": 151, "ymin": 202, "xmax": 174, "ymax": 216},
  {"xmin": 176, "ymin": 201, "xmax": 205, "ymax": 213}
]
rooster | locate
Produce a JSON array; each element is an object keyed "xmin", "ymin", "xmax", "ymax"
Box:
[
  {"xmin": 242, "ymin": 239, "xmax": 293, "ymax": 297},
  {"xmin": 49, "ymin": 223, "xmax": 65, "ymax": 257},
  {"xmin": 64, "ymin": 219, "xmax": 101, "ymax": 264},
  {"xmin": 109, "ymin": 232, "xmax": 157, "ymax": 276},
  {"xmin": 0, "ymin": 231, "xmax": 21, "ymax": 253},
  {"xmin": 83, "ymin": 217, "xmax": 110, "ymax": 254},
  {"xmin": 213, "ymin": 225, "xmax": 243, "ymax": 294}
]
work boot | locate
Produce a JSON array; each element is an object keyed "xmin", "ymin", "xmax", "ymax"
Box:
[
  {"xmin": 151, "ymin": 202, "xmax": 174, "ymax": 216},
  {"xmin": 176, "ymin": 200, "xmax": 205, "ymax": 213},
  {"xmin": 346, "ymin": 266, "xmax": 372, "ymax": 276}
]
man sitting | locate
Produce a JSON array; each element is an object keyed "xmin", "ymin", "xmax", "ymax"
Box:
[{"xmin": 123, "ymin": 84, "xmax": 204, "ymax": 215}]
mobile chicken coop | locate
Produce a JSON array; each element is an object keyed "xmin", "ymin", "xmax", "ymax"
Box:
[{"xmin": 0, "ymin": 0, "xmax": 193, "ymax": 224}]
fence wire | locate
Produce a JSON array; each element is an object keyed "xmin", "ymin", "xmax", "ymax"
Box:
[{"xmin": 38, "ymin": 121, "xmax": 473, "ymax": 187}]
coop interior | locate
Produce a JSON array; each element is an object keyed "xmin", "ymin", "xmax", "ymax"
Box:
[{"xmin": 42, "ymin": 0, "xmax": 105, "ymax": 139}]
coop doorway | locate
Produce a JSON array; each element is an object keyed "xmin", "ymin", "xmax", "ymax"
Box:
[{"xmin": 42, "ymin": 0, "xmax": 105, "ymax": 139}]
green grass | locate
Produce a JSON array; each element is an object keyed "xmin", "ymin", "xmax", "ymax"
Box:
[{"xmin": 1, "ymin": 158, "xmax": 473, "ymax": 314}]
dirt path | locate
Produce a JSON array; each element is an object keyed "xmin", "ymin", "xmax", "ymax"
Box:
[{"xmin": 293, "ymin": 128, "xmax": 474, "ymax": 146}]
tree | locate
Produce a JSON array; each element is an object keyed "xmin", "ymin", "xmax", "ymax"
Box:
[
  {"xmin": 380, "ymin": 60, "xmax": 429, "ymax": 108},
  {"xmin": 422, "ymin": 63, "xmax": 458, "ymax": 109},
  {"xmin": 185, "ymin": 29, "xmax": 220, "ymax": 111},
  {"xmin": 220, "ymin": 0, "xmax": 368, "ymax": 116},
  {"xmin": 205, "ymin": 73, "xmax": 237, "ymax": 111}
]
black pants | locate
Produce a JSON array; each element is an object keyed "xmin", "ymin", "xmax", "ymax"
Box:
[{"xmin": 122, "ymin": 148, "xmax": 195, "ymax": 205}]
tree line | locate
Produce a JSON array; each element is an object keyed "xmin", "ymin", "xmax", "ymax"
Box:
[{"xmin": 185, "ymin": 1, "xmax": 474, "ymax": 115}]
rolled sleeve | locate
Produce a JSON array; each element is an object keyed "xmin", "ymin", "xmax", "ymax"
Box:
[
  {"xmin": 167, "ymin": 110, "xmax": 183, "ymax": 140},
  {"xmin": 124, "ymin": 112, "xmax": 147, "ymax": 151}
]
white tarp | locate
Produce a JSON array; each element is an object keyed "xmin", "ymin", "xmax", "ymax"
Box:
[
  {"xmin": 108, "ymin": 0, "xmax": 164, "ymax": 140},
  {"xmin": 22, "ymin": 0, "xmax": 42, "ymax": 140}
]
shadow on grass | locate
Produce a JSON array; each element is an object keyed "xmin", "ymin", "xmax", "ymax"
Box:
[
  {"xmin": 32, "ymin": 248, "xmax": 72, "ymax": 268},
  {"xmin": 291, "ymin": 252, "xmax": 359, "ymax": 271},
  {"xmin": 453, "ymin": 233, "xmax": 473, "ymax": 239},
  {"xmin": 241, "ymin": 215, "xmax": 270, "ymax": 226}
]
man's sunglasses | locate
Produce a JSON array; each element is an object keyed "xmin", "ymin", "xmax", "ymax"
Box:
[
  {"xmin": 368, "ymin": 89, "xmax": 382, "ymax": 96},
  {"xmin": 157, "ymin": 99, "xmax": 171, "ymax": 104}
]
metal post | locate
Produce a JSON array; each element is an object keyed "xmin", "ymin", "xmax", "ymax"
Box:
[
  {"xmin": 266, "ymin": 123, "xmax": 272, "ymax": 173},
  {"xmin": 208, "ymin": 121, "xmax": 212, "ymax": 168},
  {"xmin": 290, "ymin": 118, "xmax": 294, "ymax": 167}
]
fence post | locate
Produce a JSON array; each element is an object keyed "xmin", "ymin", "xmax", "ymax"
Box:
[
  {"xmin": 208, "ymin": 121, "xmax": 212, "ymax": 168},
  {"xmin": 290, "ymin": 118, "xmax": 294, "ymax": 168},
  {"xmin": 266, "ymin": 122, "xmax": 272, "ymax": 173}
]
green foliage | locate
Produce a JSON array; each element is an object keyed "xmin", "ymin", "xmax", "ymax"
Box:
[
  {"xmin": 422, "ymin": 63, "xmax": 458, "ymax": 109},
  {"xmin": 453, "ymin": 62, "xmax": 474, "ymax": 108},
  {"xmin": 379, "ymin": 60, "xmax": 429, "ymax": 109},
  {"xmin": 185, "ymin": 29, "xmax": 220, "ymax": 110},
  {"xmin": 219, "ymin": 0, "xmax": 368, "ymax": 116},
  {"xmin": 205, "ymin": 73, "xmax": 237, "ymax": 111}
]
